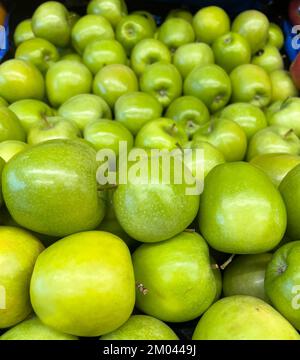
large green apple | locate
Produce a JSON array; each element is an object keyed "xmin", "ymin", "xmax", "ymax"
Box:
[
  {"xmin": 115, "ymin": 91, "xmax": 162, "ymax": 135},
  {"xmin": 101, "ymin": 315, "xmax": 178, "ymax": 340},
  {"xmin": 0, "ymin": 140, "xmax": 28, "ymax": 162},
  {"xmin": 252, "ymin": 45, "xmax": 284, "ymax": 73},
  {"xmin": 133, "ymin": 232, "xmax": 221, "ymax": 322},
  {"xmin": 199, "ymin": 162, "xmax": 287, "ymax": 254},
  {"xmin": 14, "ymin": 19, "xmax": 35, "ymax": 47},
  {"xmin": 0, "ymin": 107, "xmax": 26, "ymax": 142},
  {"xmin": 0, "ymin": 59, "xmax": 45, "ymax": 103},
  {"xmin": 0, "ymin": 227, "xmax": 44, "ymax": 329},
  {"xmin": 2, "ymin": 140, "xmax": 105, "ymax": 236},
  {"xmin": 87, "ymin": 0, "xmax": 127, "ymax": 28},
  {"xmin": 270, "ymin": 70, "xmax": 298, "ymax": 102},
  {"xmin": 46, "ymin": 60, "xmax": 93, "ymax": 108},
  {"xmin": 184, "ymin": 64, "xmax": 231, "ymax": 113},
  {"xmin": 267, "ymin": 22, "xmax": 284, "ymax": 49},
  {"xmin": 192, "ymin": 295, "xmax": 300, "ymax": 340},
  {"xmin": 30, "ymin": 231, "xmax": 135, "ymax": 337},
  {"xmin": 166, "ymin": 8, "xmax": 193, "ymax": 23}
]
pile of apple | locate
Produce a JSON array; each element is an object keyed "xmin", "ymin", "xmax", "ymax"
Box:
[{"xmin": 0, "ymin": 0, "xmax": 300, "ymax": 341}]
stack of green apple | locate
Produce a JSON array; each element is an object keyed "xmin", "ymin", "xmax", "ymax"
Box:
[{"xmin": 0, "ymin": 0, "xmax": 300, "ymax": 341}]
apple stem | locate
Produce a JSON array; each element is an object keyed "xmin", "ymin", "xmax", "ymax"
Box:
[
  {"xmin": 211, "ymin": 263, "xmax": 219, "ymax": 270},
  {"xmin": 220, "ymin": 254, "xmax": 235, "ymax": 270},
  {"xmin": 284, "ymin": 128, "xmax": 294, "ymax": 138},
  {"xmin": 97, "ymin": 184, "xmax": 118, "ymax": 191},
  {"xmin": 184, "ymin": 228, "xmax": 196, "ymax": 233},
  {"xmin": 175, "ymin": 142, "xmax": 184, "ymax": 152},
  {"xmin": 136, "ymin": 283, "xmax": 148, "ymax": 295}
]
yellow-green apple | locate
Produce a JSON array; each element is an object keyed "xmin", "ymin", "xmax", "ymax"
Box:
[
  {"xmin": 0, "ymin": 140, "xmax": 28, "ymax": 162},
  {"xmin": 0, "ymin": 107, "xmax": 26, "ymax": 142},
  {"xmin": 87, "ymin": 0, "xmax": 128, "ymax": 28},
  {"xmin": 131, "ymin": 11, "xmax": 157, "ymax": 32},
  {"xmin": 13, "ymin": 19, "xmax": 35, "ymax": 47},
  {"xmin": 252, "ymin": 45, "xmax": 284, "ymax": 73},
  {"xmin": 270, "ymin": 70, "xmax": 298, "ymax": 102},
  {"xmin": 0, "ymin": 97, "xmax": 8, "ymax": 107},
  {"xmin": 267, "ymin": 22, "xmax": 284, "ymax": 49},
  {"xmin": 166, "ymin": 9, "xmax": 193, "ymax": 23}
]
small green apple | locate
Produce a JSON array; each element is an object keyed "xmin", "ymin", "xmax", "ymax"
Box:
[
  {"xmin": 0, "ymin": 140, "xmax": 28, "ymax": 162},
  {"xmin": 252, "ymin": 45, "xmax": 284, "ymax": 73},
  {"xmin": 166, "ymin": 9, "xmax": 193, "ymax": 23},
  {"xmin": 60, "ymin": 53, "xmax": 83, "ymax": 63},
  {"xmin": 0, "ymin": 107, "xmax": 26, "ymax": 142},
  {"xmin": 14, "ymin": 19, "xmax": 35, "ymax": 47},
  {"xmin": 267, "ymin": 22, "xmax": 284, "ymax": 49},
  {"xmin": 132, "ymin": 11, "xmax": 157, "ymax": 32},
  {"xmin": 87, "ymin": 0, "xmax": 128, "ymax": 28},
  {"xmin": 270, "ymin": 70, "xmax": 298, "ymax": 102}
]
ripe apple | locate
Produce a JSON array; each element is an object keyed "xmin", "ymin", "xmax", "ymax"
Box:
[
  {"xmin": 267, "ymin": 22, "xmax": 284, "ymax": 49},
  {"xmin": 289, "ymin": 0, "xmax": 300, "ymax": 25},
  {"xmin": 192, "ymin": 295, "xmax": 300, "ymax": 340},
  {"xmin": 0, "ymin": 59, "xmax": 45, "ymax": 103},
  {"xmin": 32, "ymin": 1, "xmax": 71, "ymax": 48},
  {"xmin": 232, "ymin": 10, "xmax": 269, "ymax": 54},
  {"xmin": 166, "ymin": 9, "xmax": 193, "ymax": 23},
  {"xmin": 212, "ymin": 32, "xmax": 251, "ymax": 73},
  {"xmin": 115, "ymin": 91, "xmax": 162, "ymax": 135},
  {"xmin": 0, "ymin": 97, "xmax": 8, "ymax": 107},
  {"xmin": 252, "ymin": 45, "xmax": 284, "ymax": 73},
  {"xmin": 192, "ymin": 6, "xmax": 230, "ymax": 44},
  {"xmin": 173, "ymin": 43, "xmax": 214, "ymax": 79},
  {"xmin": 2, "ymin": 140, "xmax": 106, "ymax": 236},
  {"xmin": 270, "ymin": 70, "xmax": 298, "ymax": 102},
  {"xmin": 46, "ymin": 60, "xmax": 93, "ymax": 108},
  {"xmin": 15, "ymin": 37, "xmax": 60, "ymax": 74},
  {"xmin": 60, "ymin": 53, "xmax": 83, "ymax": 63},
  {"xmin": 140, "ymin": 62, "xmax": 182, "ymax": 108},
  {"xmin": 13, "ymin": 19, "xmax": 35, "ymax": 47},
  {"xmin": 0, "ymin": 140, "xmax": 28, "ymax": 162},
  {"xmin": 199, "ymin": 162, "xmax": 287, "ymax": 254},
  {"xmin": 0, "ymin": 227, "xmax": 44, "ymax": 329},
  {"xmin": 132, "ymin": 11, "xmax": 157, "ymax": 32},
  {"xmin": 83, "ymin": 39, "xmax": 127, "ymax": 75},
  {"xmin": 133, "ymin": 232, "xmax": 221, "ymax": 322},
  {"xmin": 101, "ymin": 315, "xmax": 178, "ymax": 340},
  {"xmin": 87, "ymin": 0, "xmax": 128, "ymax": 28},
  {"xmin": 30, "ymin": 231, "xmax": 135, "ymax": 337},
  {"xmin": 93, "ymin": 64, "xmax": 138, "ymax": 108},
  {"xmin": 0, "ymin": 107, "xmax": 26, "ymax": 142},
  {"xmin": 71, "ymin": 15, "xmax": 114, "ymax": 54},
  {"xmin": 230, "ymin": 64, "xmax": 272, "ymax": 108},
  {"xmin": 290, "ymin": 52, "xmax": 300, "ymax": 90}
]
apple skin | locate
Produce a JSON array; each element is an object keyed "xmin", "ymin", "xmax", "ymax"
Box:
[
  {"xmin": 115, "ymin": 91, "xmax": 163, "ymax": 135},
  {"xmin": 133, "ymin": 232, "xmax": 221, "ymax": 322},
  {"xmin": 199, "ymin": 162, "xmax": 287, "ymax": 254},
  {"xmin": 165, "ymin": 96, "xmax": 210, "ymax": 138},
  {"xmin": 60, "ymin": 53, "xmax": 83, "ymax": 63},
  {"xmin": 0, "ymin": 140, "xmax": 28, "ymax": 162},
  {"xmin": 230, "ymin": 64, "xmax": 272, "ymax": 108},
  {"xmin": 173, "ymin": 43, "xmax": 214, "ymax": 79},
  {"xmin": 58, "ymin": 94, "xmax": 112, "ymax": 132},
  {"xmin": 192, "ymin": 6, "xmax": 230, "ymax": 45},
  {"xmin": 2, "ymin": 139, "xmax": 106, "ymax": 237},
  {"xmin": 15, "ymin": 37, "xmax": 60, "ymax": 74},
  {"xmin": 0, "ymin": 97, "xmax": 8, "ymax": 107},
  {"xmin": 83, "ymin": 39, "xmax": 127, "ymax": 75},
  {"xmin": 0, "ymin": 107, "xmax": 26, "ymax": 142},
  {"xmin": 30, "ymin": 231, "xmax": 135, "ymax": 337},
  {"xmin": 270, "ymin": 70, "xmax": 298, "ymax": 102},
  {"xmin": 132, "ymin": 11, "xmax": 157, "ymax": 32},
  {"xmin": 0, "ymin": 227, "xmax": 44, "ymax": 329},
  {"xmin": 101, "ymin": 315, "xmax": 178, "ymax": 340},
  {"xmin": 290, "ymin": 52, "xmax": 300, "ymax": 90},
  {"xmin": 265, "ymin": 241, "xmax": 300, "ymax": 330},
  {"xmin": 223, "ymin": 253, "xmax": 272, "ymax": 302},
  {"xmin": 250, "ymin": 153, "xmax": 300, "ymax": 187},
  {"xmin": 192, "ymin": 295, "xmax": 300, "ymax": 340},
  {"xmin": 212, "ymin": 32, "xmax": 251, "ymax": 73},
  {"xmin": 166, "ymin": 9, "xmax": 193, "ymax": 24},
  {"xmin": 46, "ymin": 60, "xmax": 93, "ymax": 108},
  {"xmin": 32, "ymin": 2, "xmax": 71, "ymax": 48},
  {"xmin": 0, "ymin": 59, "xmax": 45, "ymax": 104},
  {"xmin": 14, "ymin": 19, "xmax": 35, "ymax": 47},
  {"xmin": 252, "ymin": 45, "xmax": 284, "ymax": 73},
  {"xmin": 131, "ymin": 39, "xmax": 171, "ymax": 77},
  {"xmin": 93, "ymin": 64, "xmax": 138, "ymax": 108},
  {"xmin": 71, "ymin": 15, "xmax": 114, "ymax": 54},
  {"xmin": 87, "ymin": 0, "xmax": 127, "ymax": 28},
  {"xmin": 232, "ymin": 10, "xmax": 269, "ymax": 54},
  {"xmin": 289, "ymin": 0, "xmax": 300, "ymax": 25},
  {"xmin": 267, "ymin": 22, "xmax": 284, "ymax": 49}
]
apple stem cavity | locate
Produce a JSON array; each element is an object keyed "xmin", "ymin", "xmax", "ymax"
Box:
[
  {"xmin": 284, "ymin": 128, "xmax": 295, "ymax": 138},
  {"xmin": 220, "ymin": 254, "xmax": 235, "ymax": 270},
  {"xmin": 136, "ymin": 283, "xmax": 149, "ymax": 295}
]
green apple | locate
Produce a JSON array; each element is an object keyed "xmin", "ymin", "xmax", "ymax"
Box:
[
  {"xmin": 132, "ymin": 11, "xmax": 157, "ymax": 32},
  {"xmin": 140, "ymin": 62, "xmax": 182, "ymax": 108},
  {"xmin": 0, "ymin": 316, "xmax": 78, "ymax": 340},
  {"xmin": 217, "ymin": 102, "xmax": 267, "ymax": 139},
  {"xmin": 46, "ymin": 60, "xmax": 93, "ymax": 108},
  {"xmin": 83, "ymin": 39, "xmax": 127, "ymax": 75},
  {"xmin": 232, "ymin": 10, "xmax": 269, "ymax": 54},
  {"xmin": 101, "ymin": 315, "xmax": 178, "ymax": 340},
  {"xmin": 15, "ymin": 37, "xmax": 60, "ymax": 74},
  {"xmin": 166, "ymin": 9, "xmax": 193, "ymax": 23},
  {"xmin": 0, "ymin": 140, "xmax": 28, "ymax": 162},
  {"xmin": 0, "ymin": 227, "xmax": 44, "ymax": 329},
  {"xmin": 223, "ymin": 253, "xmax": 272, "ymax": 302},
  {"xmin": 199, "ymin": 162, "xmax": 287, "ymax": 254},
  {"xmin": 115, "ymin": 91, "xmax": 162, "ymax": 135},
  {"xmin": 247, "ymin": 126, "xmax": 300, "ymax": 161},
  {"xmin": 60, "ymin": 53, "xmax": 83, "ymax": 63},
  {"xmin": 133, "ymin": 231, "xmax": 221, "ymax": 322},
  {"xmin": 193, "ymin": 118, "xmax": 247, "ymax": 162},
  {"xmin": 8, "ymin": 99, "xmax": 56, "ymax": 133},
  {"xmin": 230, "ymin": 64, "xmax": 272, "ymax": 108},
  {"xmin": 165, "ymin": 96, "xmax": 210, "ymax": 138},
  {"xmin": 0, "ymin": 97, "xmax": 8, "ymax": 107},
  {"xmin": 2, "ymin": 140, "xmax": 106, "ymax": 236},
  {"xmin": 252, "ymin": 45, "xmax": 284, "ymax": 73},
  {"xmin": 135, "ymin": 118, "xmax": 188, "ymax": 151},
  {"xmin": 192, "ymin": 6, "xmax": 230, "ymax": 44},
  {"xmin": 131, "ymin": 38, "xmax": 171, "ymax": 77},
  {"xmin": 116, "ymin": 14, "xmax": 154, "ymax": 55},
  {"xmin": 0, "ymin": 59, "xmax": 45, "ymax": 103},
  {"xmin": 93, "ymin": 64, "xmax": 138, "ymax": 108},
  {"xmin": 32, "ymin": 1, "xmax": 71, "ymax": 48},
  {"xmin": 184, "ymin": 64, "xmax": 231, "ymax": 113},
  {"xmin": 0, "ymin": 107, "xmax": 26, "ymax": 142},
  {"xmin": 87, "ymin": 0, "xmax": 128, "ymax": 28},
  {"xmin": 14, "ymin": 19, "xmax": 35, "ymax": 47},
  {"xmin": 71, "ymin": 15, "xmax": 114, "ymax": 54},
  {"xmin": 58, "ymin": 94, "xmax": 112, "ymax": 131},
  {"xmin": 173, "ymin": 43, "xmax": 214, "ymax": 79},
  {"xmin": 68, "ymin": 11, "xmax": 80, "ymax": 29},
  {"xmin": 192, "ymin": 295, "xmax": 300, "ymax": 340},
  {"xmin": 267, "ymin": 22, "xmax": 284, "ymax": 49},
  {"xmin": 212, "ymin": 32, "xmax": 251, "ymax": 73},
  {"xmin": 270, "ymin": 70, "xmax": 298, "ymax": 102},
  {"xmin": 30, "ymin": 231, "xmax": 135, "ymax": 337},
  {"xmin": 265, "ymin": 241, "xmax": 300, "ymax": 330},
  {"xmin": 250, "ymin": 153, "xmax": 300, "ymax": 187}
]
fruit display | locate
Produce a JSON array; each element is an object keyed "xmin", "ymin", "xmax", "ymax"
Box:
[{"xmin": 0, "ymin": 0, "xmax": 300, "ymax": 342}]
